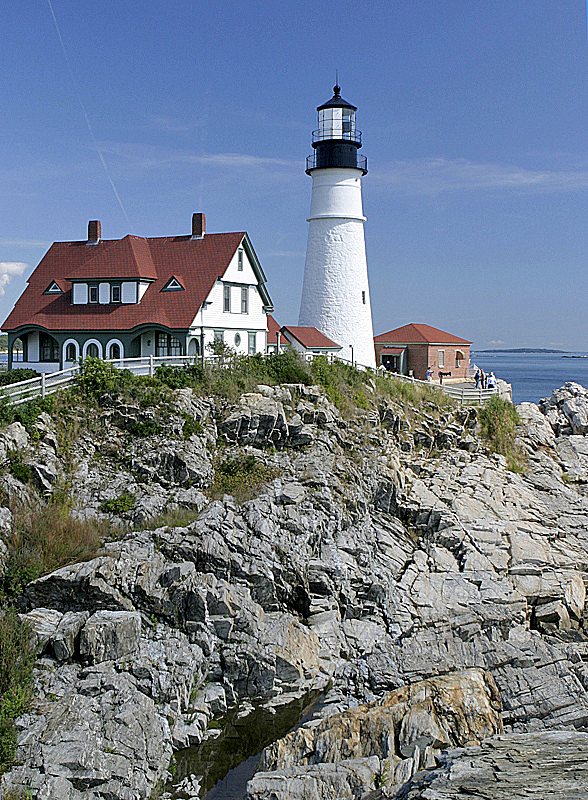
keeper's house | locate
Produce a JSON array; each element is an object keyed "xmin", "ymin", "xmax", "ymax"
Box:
[
  {"xmin": 1, "ymin": 214, "xmax": 273, "ymax": 372},
  {"xmin": 374, "ymin": 323, "xmax": 471, "ymax": 381}
]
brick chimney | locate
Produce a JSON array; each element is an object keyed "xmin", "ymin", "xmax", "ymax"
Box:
[
  {"xmin": 87, "ymin": 220, "xmax": 101, "ymax": 244},
  {"xmin": 191, "ymin": 212, "xmax": 206, "ymax": 239}
]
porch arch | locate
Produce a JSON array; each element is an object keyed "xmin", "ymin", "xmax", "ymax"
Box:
[{"xmin": 82, "ymin": 339, "xmax": 103, "ymax": 360}]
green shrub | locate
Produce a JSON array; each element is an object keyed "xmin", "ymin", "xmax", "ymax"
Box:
[
  {"xmin": 2, "ymin": 502, "xmax": 112, "ymax": 596},
  {"xmin": 0, "ymin": 608, "xmax": 35, "ymax": 773},
  {"xmin": 6, "ymin": 451, "xmax": 33, "ymax": 484},
  {"xmin": 478, "ymin": 395, "xmax": 526, "ymax": 472},
  {"xmin": 0, "ymin": 370, "xmax": 37, "ymax": 387},
  {"xmin": 263, "ymin": 350, "xmax": 312, "ymax": 385},
  {"xmin": 210, "ymin": 454, "xmax": 279, "ymax": 503},
  {"xmin": 182, "ymin": 415, "xmax": 203, "ymax": 439},
  {"xmin": 128, "ymin": 419, "xmax": 161, "ymax": 437},
  {"xmin": 0, "ymin": 396, "xmax": 54, "ymax": 431},
  {"xmin": 154, "ymin": 363, "xmax": 203, "ymax": 389},
  {"xmin": 74, "ymin": 357, "xmax": 127, "ymax": 398},
  {"xmin": 100, "ymin": 492, "xmax": 135, "ymax": 514}
]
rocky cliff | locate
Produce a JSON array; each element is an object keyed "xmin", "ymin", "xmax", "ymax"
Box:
[{"xmin": 2, "ymin": 379, "xmax": 588, "ymax": 799}]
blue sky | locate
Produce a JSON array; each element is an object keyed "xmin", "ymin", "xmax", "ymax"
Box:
[{"xmin": 1, "ymin": 0, "xmax": 587, "ymax": 349}]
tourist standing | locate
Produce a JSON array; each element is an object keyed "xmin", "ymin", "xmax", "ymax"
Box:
[
  {"xmin": 426, "ymin": 367, "xmax": 433, "ymax": 382},
  {"xmin": 475, "ymin": 370, "xmax": 480, "ymax": 389}
]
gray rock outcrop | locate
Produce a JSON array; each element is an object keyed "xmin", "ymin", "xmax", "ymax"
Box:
[{"xmin": 4, "ymin": 381, "xmax": 588, "ymax": 799}]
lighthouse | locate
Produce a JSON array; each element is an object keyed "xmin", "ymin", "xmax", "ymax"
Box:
[{"xmin": 298, "ymin": 85, "xmax": 376, "ymax": 369}]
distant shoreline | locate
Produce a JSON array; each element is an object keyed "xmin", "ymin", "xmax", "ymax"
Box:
[{"xmin": 473, "ymin": 348, "xmax": 571, "ymax": 354}]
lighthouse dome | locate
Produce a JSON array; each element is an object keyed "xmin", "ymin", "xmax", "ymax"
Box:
[{"xmin": 317, "ymin": 85, "xmax": 357, "ymax": 111}]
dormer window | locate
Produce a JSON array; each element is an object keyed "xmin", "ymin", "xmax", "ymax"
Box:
[
  {"xmin": 89, "ymin": 286, "xmax": 98, "ymax": 303},
  {"xmin": 44, "ymin": 281, "xmax": 63, "ymax": 295},
  {"xmin": 238, "ymin": 249, "xmax": 244, "ymax": 271},
  {"xmin": 161, "ymin": 276, "xmax": 184, "ymax": 292},
  {"xmin": 111, "ymin": 285, "xmax": 121, "ymax": 303}
]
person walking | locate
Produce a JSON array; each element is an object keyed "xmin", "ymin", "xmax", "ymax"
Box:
[
  {"xmin": 487, "ymin": 371, "xmax": 497, "ymax": 390},
  {"xmin": 426, "ymin": 366, "xmax": 433, "ymax": 382},
  {"xmin": 475, "ymin": 370, "xmax": 480, "ymax": 389}
]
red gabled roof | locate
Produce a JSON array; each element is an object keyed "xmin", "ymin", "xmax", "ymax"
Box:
[
  {"xmin": 374, "ymin": 323, "xmax": 471, "ymax": 345},
  {"xmin": 266, "ymin": 314, "xmax": 281, "ymax": 345},
  {"xmin": 66, "ymin": 235, "xmax": 158, "ymax": 280},
  {"xmin": 2, "ymin": 232, "xmax": 248, "ymax": 332},
  {"xmin": 282, "ymin": 326, "xmax": 341, "ymax": 350}
]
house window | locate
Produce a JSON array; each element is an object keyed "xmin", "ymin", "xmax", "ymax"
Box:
[
  {"xmin": 234, "ymin": 333, "xmax": 241, "ymax": 347},
  {"xmin": 156, "ymin": 332, "xmax": 182, "ymax": 356},
  {"xmin": 455, "ymin": 350, "xmax": 464, "ymax": 368},
  {"xmin": 223, "ymin": 285, "xmax": 231, "ymax": 312},
  {"xmin": 111, "ymin": 285, "xmax": 121, "ymax": 303},
  {"xmin": 86, "ymin": 342, "xmax": 99, "ymax": 359},
  {"xmin": 248, "ymin": 332, "xmax": 256, "ymax": 355},
  {"xmin": 65, "ymin": 343, "xmax": 77, "ymax": 361},
  {"xmin": 241, "ymin": 287, "xmax": 248, "ymax": 314},
  {"xmin": 108, "ymin": 343, "xmax": 121, "ymax": 359},
  {"xmin": 362, "ymin": 291, "xmax": 366, "ymax": 304},
  {"xmin": 214, "ymin": 329, "xmax": 224, "ymax": 343},
  {"xmin": 89, "ymin": 285, "xmax": 98, "ymax": 303},
  {"xmin": 238, "ymin": 249, "xmax": 244, "ymax": 271},
  {"xmin": 438, "ymin": 350, "xmax": 445, "ymax": 367},
  {"xmin": 40, "ymin": 333, "xmax": 59, "ymax": 362}
]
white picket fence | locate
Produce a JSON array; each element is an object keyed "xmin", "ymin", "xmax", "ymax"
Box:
[
  {"xmin": 0, "ymin": 352, "xmax": 499, "ymax": 408},
  {"xmin": 0, "ymin": 355, "xmax": 206, "ymax": 407}
]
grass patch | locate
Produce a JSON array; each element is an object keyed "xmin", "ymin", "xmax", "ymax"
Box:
[
  {"xmin": 2, "ymin": 501, "xmax": 117, "ymax": 597},
  {"xmin": 182, "ymin": 415, "xmax": 204, "ymax": 439},
  {"xmin": 210, "ymin": 454, "xmax": 279, "ymax": 503},
  {"xmin": 5, "ymin": 451, "xmax": 33, "ymax": 485},
  {"xmin": 478, "ymin": 395, "xmax": 526, "ymax": 472},
  {"xmin": 0, "ymin": 608, "xmax": 35, "ymax": 774},
  {"xmin": 143, "ymin": 505, "xmax": 202, "ymax": 530},
  {"xmin": 127, "ymin": 419, "xmax": 161, "ymax": 437},
  {"xmin": 100, "ymin": 492, "xmax": 135, "ymax": 515}
]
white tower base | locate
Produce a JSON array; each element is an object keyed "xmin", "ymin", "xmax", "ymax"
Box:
[{"xmin": 299, "ymin": 167, "xmax": 376, "ymax": 369}]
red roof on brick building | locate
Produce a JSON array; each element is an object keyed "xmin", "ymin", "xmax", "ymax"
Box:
[
  {"xmin": 374, "ymin": 323, "xmax": 471, "ymax": 345},
  {"xmin": 2, "ymin": 232, "xmax": 264, "ymax": 332},
  {"xmin": 282, "ymin": 326, "xmax": 341, "ymax": 350}
]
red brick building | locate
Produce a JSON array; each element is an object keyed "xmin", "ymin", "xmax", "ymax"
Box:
[{"xmin": 374, "ymin": 323, "xmax": 471, "ymax": 382}]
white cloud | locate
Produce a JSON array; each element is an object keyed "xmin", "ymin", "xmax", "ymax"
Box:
[
  {"xmin": 374, "ymin": 157, "xmax": 588, "ymax": 195},
  {"xmin": 489, "ymin": 339, "xmax": 504, "ymax": 345},
  {"xmin": 0, "ymin": 262, "xmax": 27, "ymax": 296}
]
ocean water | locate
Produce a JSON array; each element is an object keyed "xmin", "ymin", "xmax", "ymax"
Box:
[{"xmin": 472, "ymin": 351, "xmax": 588, "ymax": 405}]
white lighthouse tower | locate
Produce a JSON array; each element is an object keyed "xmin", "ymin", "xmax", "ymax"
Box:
[{"xmin": 298, "ymin": 85, "xmax": 375, "ymax": 368}]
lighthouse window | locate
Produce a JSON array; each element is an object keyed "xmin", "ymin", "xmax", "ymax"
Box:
[
  {"xmin": 362, "ymin": 291, "xmax": 366, "ymax": 304},
  {"xmin": 223, "ymin": 284, "xmax": 231, "ymax": 312}
]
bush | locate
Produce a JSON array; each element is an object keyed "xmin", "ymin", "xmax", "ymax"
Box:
[
  {"xmin": 0, "ymin": 370, "xmax": 37, "ymax": 387},
  {"xmin": 0, "ymin": 608, "xmax": 35, "ymax": 773},
  {"xmin": 5, "ymin": 451, "xmax": 33, "ymax": 484},
  {"xmin": 210, "ymin": 454, "xmax": 279, "ymax": 503},
  {"xmin": 154, "ymin": 363, "xmax": 204, "ymax": 389},
  {"xmin": 263, "ymin": 350, "xmax": 311, "ymax": 385},
  {"xmin": 182, "ymin": 415, "xmax": 203, "ymax": 439},
  {"xmin": 478, "ymin": 395, "xmax": 525, "ymax": 472},
  {"xmin": 100, "ymin": 492, "xmax": 135, "ymax": 514},
  {"xmin": 74, "ymin": 357, "xmax": 126, "ymax": 398},
  {"xmin": 128, "ymin": 419, "xmax": 161, "ymax": 437},
  {"xmin": 2, "ymin": 502, "xmax": 112, "ymax": 596},
  {"xmin": 0, "ymin": 396, "xmax": 54, "ymax": 432}
]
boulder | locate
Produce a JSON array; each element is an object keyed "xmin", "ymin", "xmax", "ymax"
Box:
[{"xmin": 79, "ymin": 610, "xmax": 141, "ymax": 664}]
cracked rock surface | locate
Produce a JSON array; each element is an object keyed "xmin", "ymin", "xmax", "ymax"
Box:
[{"xmin": 2, "ymin": 381, "xmax": 588, "ymax": 798}]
